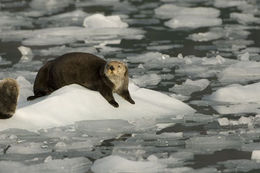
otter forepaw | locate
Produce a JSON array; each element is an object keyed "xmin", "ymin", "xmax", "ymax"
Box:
[
  {"xmin": 109, "ymin": 100, "xmax": 119, "ymax": 108},
  {"xmin": 129, "ymin": 98, "xmax": 135, "ymax": 104}
]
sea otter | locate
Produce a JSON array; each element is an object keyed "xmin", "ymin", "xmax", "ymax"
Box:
[
  {"xmin": 0, "ymin": 78, "xmax": 19, "ymax": 119},
  {"xmin": 27, "ymin": 52, "xmax": 135, "ymax": 107}
]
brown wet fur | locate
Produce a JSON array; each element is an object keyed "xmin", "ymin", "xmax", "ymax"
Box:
[
  {"xmin": 27, "ymin": 52, "xmax": 135, "ymax": 107},
  {"xmin": 0, "ymin": 78, "xmax": 19, "ymax": 119}
]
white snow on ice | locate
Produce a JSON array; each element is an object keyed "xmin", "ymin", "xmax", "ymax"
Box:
[{"xmin": 0, "ymin": 79, "xmax": 195, "ymax": 131}]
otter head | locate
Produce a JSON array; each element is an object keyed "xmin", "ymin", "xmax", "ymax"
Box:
[{"xmin": 104, "ymin": 61, "xmax": 128, "ymax": 92}]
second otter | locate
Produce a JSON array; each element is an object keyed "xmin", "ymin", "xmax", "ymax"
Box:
[{"xmin": 27, "ymin": 52, "xmax": 135, "ymax": 108}]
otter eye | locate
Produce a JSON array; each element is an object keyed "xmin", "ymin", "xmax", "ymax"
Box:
[{"xmin": 118, "ymin": 65, "xmax": 121, "ymax": 68}]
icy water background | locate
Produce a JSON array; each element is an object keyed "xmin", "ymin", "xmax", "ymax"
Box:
[{"xmin": 1, "ymin": 0, "xmax": 260, "ymax": 172}]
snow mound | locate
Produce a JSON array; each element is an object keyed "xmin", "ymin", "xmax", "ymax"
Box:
[
  {"xmin": 83, "ymin": 14, "xmax": 128, "ymax": 29},
  {"xmin": 0, "ymin": 82, "xmax": 195, "ymax": 131}
]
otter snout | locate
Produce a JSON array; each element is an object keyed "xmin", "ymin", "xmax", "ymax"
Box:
[{"xmin": 109, "ymin": 65, "xmax": 115, "ymax": 71}]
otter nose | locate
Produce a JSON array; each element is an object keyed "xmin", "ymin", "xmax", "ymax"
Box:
[{"xmin": 109, "ymin": 65, "xmax": 114, "ymax": 71}]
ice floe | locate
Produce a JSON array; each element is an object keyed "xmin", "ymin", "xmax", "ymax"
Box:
[
  {"xmin": 155, "ymin": 4, "xmax": 220, "ymax": 19},
  {"xmin": 230, "ymin": 13, "xmax": 260, "ymax": 25},
  {"xmin": 219, "ymin": 159, "xmax": 260, "ymax": 172},
  {"xmin": 91, "ymin": 155, "xmax": 166, "ymax": 173},
  {"xmin": 132, "ymin": 74, "xmax": 161, "ymax": 87},
  {"xmin": 214, "ymin": 0, "xmax": 248, "ymax": 8},
  {"xmin": 186, "ymin": 135, "xmax": 242, "ymax": 154},
  {"xmin": 169, "ymin": 79, "xmax": 209, "ymax": 96},
  {"xmin": 0, "ymin": 16, "xmax": 144, "ymax": 46},
  {"xmin": 0, "ymin": 80, "xmax": 195, "ymax": 131},
  {"xmin": 37, "ymin": 10, "xmax": 89, "ymax": 27},
  {"xmin": 127, "ymin": 52, "xmax": 236, "ymax": 79},
  {"xmin": 207, "ymin": 82, "xmax": 260, "ymax": 103},
  {"xmin": 218, "ymin": 61, "xmax": 260, "ymax": 84},
  {"xmin": 205, "ymin": 81, "xmax": 260, "ymax": 114},
  {"xmin": 155, "ymin": 4, "xmax": 221, "ymax": 29},
  {"xmin": 83, "ymin": 14, "xmax": 128, "ymax": 29},
  {"xmin": 0, "ymin": 12, "xmax": 33, "ymax": 30},
  {"xmin": 0, "ymin": 157, "xmax": 91, "ymax": 173},
  {"xmin": 28, "ymin": 0, "xmax": 73, "ymax": 17}
]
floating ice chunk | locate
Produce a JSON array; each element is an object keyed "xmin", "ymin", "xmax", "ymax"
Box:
[
  {"xmin": 155, "ymin": 4, "xmax": 220, "ymax": 19},
  {"xmin": 252, "ymin": 150, "xmax": 260, "ymax": 160},
  {"xmin": 0, "ymin": 56, "xmax": 11, "ymax": 66},
  {"xmin": 132, "ymin": 74, "xmax": 161, "ymax": 87},
  {"xmin": 127, "ymin": 52, "xmax": 235, "ymax": 79},
  {"xmin": 230, "ymin": 13, "xmax": 260, "ymax": 24},
  {"xmin": 218, "ymin": 118, "xmax": 229, "ymax": 126},
  {"xmin": 219, "ymin": 159, "xmax": 260, "ymax": 173},
  {"xmin": 37, "ymin": 10, "xmax": 89, "ymax": 27},
  {"xmin": 7, "ymin": 142, "xmax": 50, "ymax": 154},
  {"xmin": 18, "ymin": 46, "xmax": 33, "ymax": 63},
  {"xmin": 165, "ymin": 16, "xmax": 222, "ymax": 29},
  {"xmin": 54, "ymin": 140, "xmax": 94, "ymax": 152},
  {"xmin": 126, "ymin": 52, "xmax": 176, "ymax": 70},
  {"xmin": 91, "ymin": 155, "xmax": 166, "ymax": 173},
  {"xmin": 155, "ymin": 4, "xmax": 221, "ymax": 29},
  {"xmin": 218, "ymin": 116, "xmax": 253, "ymax": 127},
  {"xmin": 218, "ymin": 61, "xmax": 260, "ymax": 84},
  {"xmin": 0, "ymin": 157, "xmax": 91, "ymax": 173},
  {"xmin": 207, "ymin": 82, "xmax": 260, "ymax": 103},
  {"xmin": 83, "ymin": 14, "xmax": 128, "ymax": 29},
  {"xmin": 186, "ymin": 135, "xmax": 241, "ymax": 153},
  {"xmin": 212, "ymin": 103, "xmax": 260, "ymax": 115},
  {"xmin": 0, "ymin": 12, "xmax": 33, "ymax": 30},
  {"xmin": 170, "ymin": 79, "xmax": 209, "ymax": 96},
  {"xmin": 0, "ymin": 83, "xmax": 195, "ymax": 131},
  {"xmin": 0, "ymin": 26, "xmax": 144, "ymax": 46},
  {"xmin": 29, "ymin": 0, "xmax": 73, "ymax": 16},
  {"xmin": 76, "ymin": 0, "xmax": 119, "ymax": 7},
  {"xmin": 170, "ymin": 94, "xmax": 190, "ymax": 101},
  {"xmin": 214, "ymin": 0, "xmax": 248, "ymax": 8},
  {"xmin": 238, "ymin": 52, "xmax": 250, "ymax": 61},
  {"xmin": 75, "ymin": 119, "xmax": 135, "ymax": 138},
  {"xmin": 188, "ymin": 31, "xmax": 223, "ymax": 42}
]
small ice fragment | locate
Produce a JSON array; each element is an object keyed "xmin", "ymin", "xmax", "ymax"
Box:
[
  {"xmin": 83, "ymin": 14, "xmax": 128, "ymax": 29},
  {"xmin": 239, "ymin": 52, "xmax": 250, "ymax": 61},
  {"xmin": 218, "ymin": 118, "xmax": 229, "ymax": 126},
  {"xmin": 18, "ymin": 46, "xmax": 33, "ymax": 63},
  {"xmin": 132, "ymin": 74, "xmax": 161, "ymax": 87},
  {"xmin": 169, "ymin": 79, "xmax": 209, "ymax": 96},
  {"xmin": 251, "ymin": 150, "xmax": 260, "ymax": 160}
]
